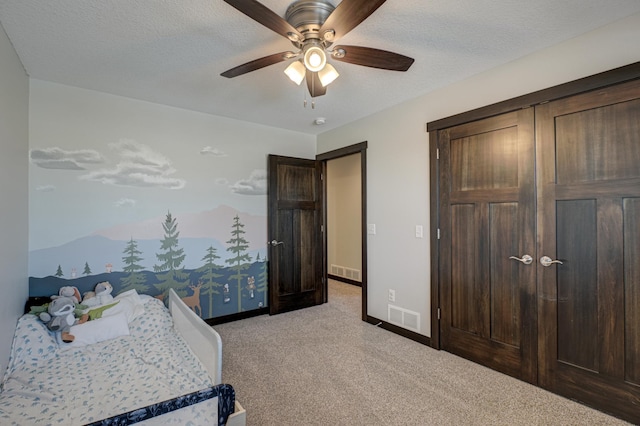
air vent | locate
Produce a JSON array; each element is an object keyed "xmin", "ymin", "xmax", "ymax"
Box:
[
  {"xmin": 388, "ymin": 305, "xmax": 420, "ymax": 333},
  {"xmin": 330, "ymin": 264, "xmax": 361, "ymax": 282}
]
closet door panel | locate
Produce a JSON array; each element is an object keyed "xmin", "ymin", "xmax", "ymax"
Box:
[
  {"xmin": 555, "ymin": 99, "xmax": 640, "ymax": 184},
  {"xmin": 625, "ymin": 198, "xmax": 640, "ymax": 384},
  {"xmin": 449, "ymin": 201, "xmax": 522, "ymax": 345},
  {"xmin": 450, "ymin": 204, "xmax": 481, "ymax": 334},
  {"xmin": 556, "ymin": 199, "xmax": 598, "ymax": 370},
  {"xmin": 489, "ymin": 202, "xmax": 520, "ymax": 346},
  {"xmin": 450, "ymin": 126, "xmax": 519, "ymax": 191},
  {"xmin": 537, "ymin": 78, "xmax": 640, "ymax": 424},
  {"xmin": 439, "ymin": 109, "xmax": 536, "ymax": 383}
]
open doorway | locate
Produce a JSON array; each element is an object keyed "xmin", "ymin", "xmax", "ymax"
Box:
[
  {"xmin": 317, "ymin": 142, "xmax": 367, "ymax": 320},
  {"xmin": 326, "ymin": 154, "xmax": 362, "ymax": 285}
]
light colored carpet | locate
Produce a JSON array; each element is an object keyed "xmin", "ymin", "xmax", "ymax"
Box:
[{"xmin": 216, "ymin": 280, "xmax": 628, "ymax": 425}]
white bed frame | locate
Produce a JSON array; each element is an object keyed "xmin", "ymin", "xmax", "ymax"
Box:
[
  {"xmin": 168, "ymin": 288, "xmax": 246, "ymax": 426},
  {"xmin": 4, "ymin": 290, "xmax": 245, "ymax": 425}
]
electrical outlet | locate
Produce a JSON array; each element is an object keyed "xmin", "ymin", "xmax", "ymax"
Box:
[{"xmin": 388, "ymin": 289, "xmax": 396, "ymax": 302}]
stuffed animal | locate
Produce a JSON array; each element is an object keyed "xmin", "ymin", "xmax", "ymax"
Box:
[
  {"xmin": 83, "ymin": 281, "xmax": 114, "ymax": 307},
  {"xmin": 95, "ymin": 281, "xmax": 114, "ymax": 305},
  {"xmin": 51, "ymin": 286, "xmax": 81, "ymax": 304},
  {"xmin": 81, "ymin": 290, "xmax": 96, "ymax": 306},
  {"xmin": 39, "ymin": 296, "xmax": 88, "ymax": 342}
]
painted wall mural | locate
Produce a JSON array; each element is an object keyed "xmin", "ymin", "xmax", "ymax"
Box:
[
  {"xmin": 29, "ymin": 205, "xmax": 268, "ymax": 319},
  {"xmin": 28, "ymin": 80, "xmax": 316, "ymax": 320},
  {"xmin": 28, "ymin": 137, "xmax": 270, "ymax": 319}
]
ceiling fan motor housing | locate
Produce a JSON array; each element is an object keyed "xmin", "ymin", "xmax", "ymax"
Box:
[{"xmin": 285, "ymin": 0, "xmax": 335, "ymax": 39}]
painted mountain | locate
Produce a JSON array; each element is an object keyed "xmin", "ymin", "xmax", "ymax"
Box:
[{"xmin": 29, "ymin": 204, "xmax": 267, "ymax": 278}]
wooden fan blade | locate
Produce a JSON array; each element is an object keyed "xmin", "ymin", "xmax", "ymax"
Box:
[
  {"xmin": 221, "ymin": 52, "xmax": 294, "ymax": 78},
  {"xmin": 319, "ymin": 0, "xmax": 387, "ymax": 41},
  {"xmin": 306, "ymin": 70, "xmax": 327, "ymax": 97},
  {"xmin": 223, "ymin": 0, "xmax": 303, "ymax": 40},
  {"xmin": 332, "ymin": 45, "xmax": 414, "ymax": 71}
]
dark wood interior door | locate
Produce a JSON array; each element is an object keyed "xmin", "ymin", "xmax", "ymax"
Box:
[
  {"xmin": 536, "ymin": 79, "xmax": 640, "ymax": 423},
  {"xmin": 438, "ymin": 109, "xmax": 537, "ymax": 383},
  {"xmin": 268, "ymin": 154, "xmax": 324, "ymax": 315}
]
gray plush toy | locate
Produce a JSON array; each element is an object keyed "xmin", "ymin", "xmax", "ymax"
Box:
[{"xmin": 39, "ymin": 296, "xmax": 86, "ymax": 342}]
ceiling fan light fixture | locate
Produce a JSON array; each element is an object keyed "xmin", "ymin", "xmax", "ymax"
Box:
[
  {"xmin": 303, "ymin": 45, "xmax": 326, "ymax": 72},
  {"xmin": 331, "ymin": 48, "xmax": 346, "ymax": 59},
  {"xmin": 322, "ymin": 29, "xmax": 335, "ymax": 42},
  {"xmin": 286, "ymin": 32, "xmax": 301, "ymax": 43},
  {"xmin": 318, "ymin": 63, "xmax": 339, "ymax": 87},
  {"xmin": 284, "ymin": 60, "xmax": 306, "ymax": 85}
]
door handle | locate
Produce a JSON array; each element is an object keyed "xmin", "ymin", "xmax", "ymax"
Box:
[
  {"xmin": 509, "ymin": 254, "xmax": 533, "ymax": 265},
  {"xmin": 270, "ymin": 240, "xmax": 284, "ymax": 247},
  {"xmin": 540, "ymin": 256, "xmax": 563, "ymax": 267}
]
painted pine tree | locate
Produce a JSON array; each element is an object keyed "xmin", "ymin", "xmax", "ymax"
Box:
[
  {"xmin": 83, "ymin": 262, "xmax": 92, "ymax": 275},
  {"xmin": 225, "ymin": 215, "xmax": 252, "ymax": 312},
  {"xmin": 120, "ymin": 237, "xmax": 149, "ymax": 293},
  {"xmin": 154, "ymin": 211, "xmax": 188, "ymax": 300},
  {"xmin": 198, "ymin": 245, "xmax": 224, "ymax": 317},
  {"xmin": 55, "ymin": 265, "xmax": 63, "ymax": 277},
  {"xmin": 255, "ymin": 253, "xmax": 268, "ymax": 306}
]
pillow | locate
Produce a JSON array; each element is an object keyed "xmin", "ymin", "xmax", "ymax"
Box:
[
  {"xmin": 61, "ymin": 312, "xmax": 130, "ymax": 349},
  {"xmin": 86, "ymin": 289, "xmax": 146, "ymax": 324}
]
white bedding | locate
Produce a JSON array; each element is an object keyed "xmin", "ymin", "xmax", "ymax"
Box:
[{"xmin": 0, "ymin": 297, "xmax": 213, "ymax": 425}]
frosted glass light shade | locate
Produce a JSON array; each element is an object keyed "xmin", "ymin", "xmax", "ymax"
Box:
[
  {"xmin": 318, "ymin": 63, "xmax": 339, "ymax": 87},
  {"xmin": 284, "ymin": 60, "xmax": 305, "ymax": 85},
  {"xmin": 303, "ymin": 46, "xmax": 326, "ymax": 72}
]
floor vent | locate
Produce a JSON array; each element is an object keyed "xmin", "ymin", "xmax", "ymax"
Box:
[
  {"xmin": 330, "ymin": 264, "xmax": 361, "ymax": 282},
  {"xmin": 388, "ymin": 305, "xmax": 420, "ymax": 333}
]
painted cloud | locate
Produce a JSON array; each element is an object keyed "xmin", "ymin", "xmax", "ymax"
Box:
[
  {"xmin": 30, "ymin": 147, "xmax": 104, "ymax": 170},
  {"xmin": 230, "ymin": 169, "xmax": 266, "ymax": 195},
  {"xmin": 115, "ymin": 198, "xmax": 136, "ymax": 207},
  {"xmin": 80, "ymin": 139, "xmax": 186, "ymax": 189},
  {"xmin": 200, "ymin": 146, "xmax": 228, "ymax": 157},
  {"xmin": 35, "ymin": 184, "xmax": 56, "ymax": 192}
]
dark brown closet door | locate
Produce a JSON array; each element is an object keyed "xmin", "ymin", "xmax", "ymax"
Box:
[
  {"xmin": 537, "ymin": 79, "xmax": 640, "ymax": 423},
  {"xmin": 438, "ymin": 109, "xmax": 537, "ymax": 383}
]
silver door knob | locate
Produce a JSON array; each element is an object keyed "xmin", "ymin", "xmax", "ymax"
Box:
[
  {"xmin": 270, "ymin": 240, "xmax": 284, "ymax": 247},
  {"xmin": 509, "ymin": 254, "xmax": 533, "ymax": 265},
  {"xmin": 540, "ymin": 256, "xmax": 563, "ymax": 267}
]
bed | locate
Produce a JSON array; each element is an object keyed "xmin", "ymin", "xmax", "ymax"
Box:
[{"xmin": 0, "ymin": 288, "xmax": 246, "ymax": 426}]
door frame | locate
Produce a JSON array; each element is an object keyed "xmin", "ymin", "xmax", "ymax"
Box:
[{"xmin": 317, "ymin": 142, "xmax": 368, "ymax": 321}]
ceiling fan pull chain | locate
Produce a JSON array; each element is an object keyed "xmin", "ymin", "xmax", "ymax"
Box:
[{"xmin": 303, "ymin": 85, "xmax": 307, "ymax": 108}]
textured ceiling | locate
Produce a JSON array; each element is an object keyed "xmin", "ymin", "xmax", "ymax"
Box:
[{"xmin": 1, "ymin": 0, "xmax": 640, "ymax": 135}]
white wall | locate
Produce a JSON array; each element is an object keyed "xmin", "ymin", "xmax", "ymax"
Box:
[
  {"xmin": 327, "ymin": 154, "xmax": 361, "ymax": 280},
  {"xmin": 317, "ymin": 13, "xmax": 640, "ymax": 337},
  {"xmin": 0, "ymin": 22, "xmax": 29, "ymax": 374}
]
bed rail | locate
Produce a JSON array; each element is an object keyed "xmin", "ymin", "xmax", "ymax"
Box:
[
  {"xmin": 86, "ymin": 384, "xmax": 236, "ymax": 426},
  {"xmin": 169, "ymin": 288, "xmax": 223, "ymax": 385}
]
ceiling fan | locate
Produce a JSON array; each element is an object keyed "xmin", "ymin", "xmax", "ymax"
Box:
[{"xmin": 220, "ymin": 0, "xmax": 415, "ymax": 97}]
